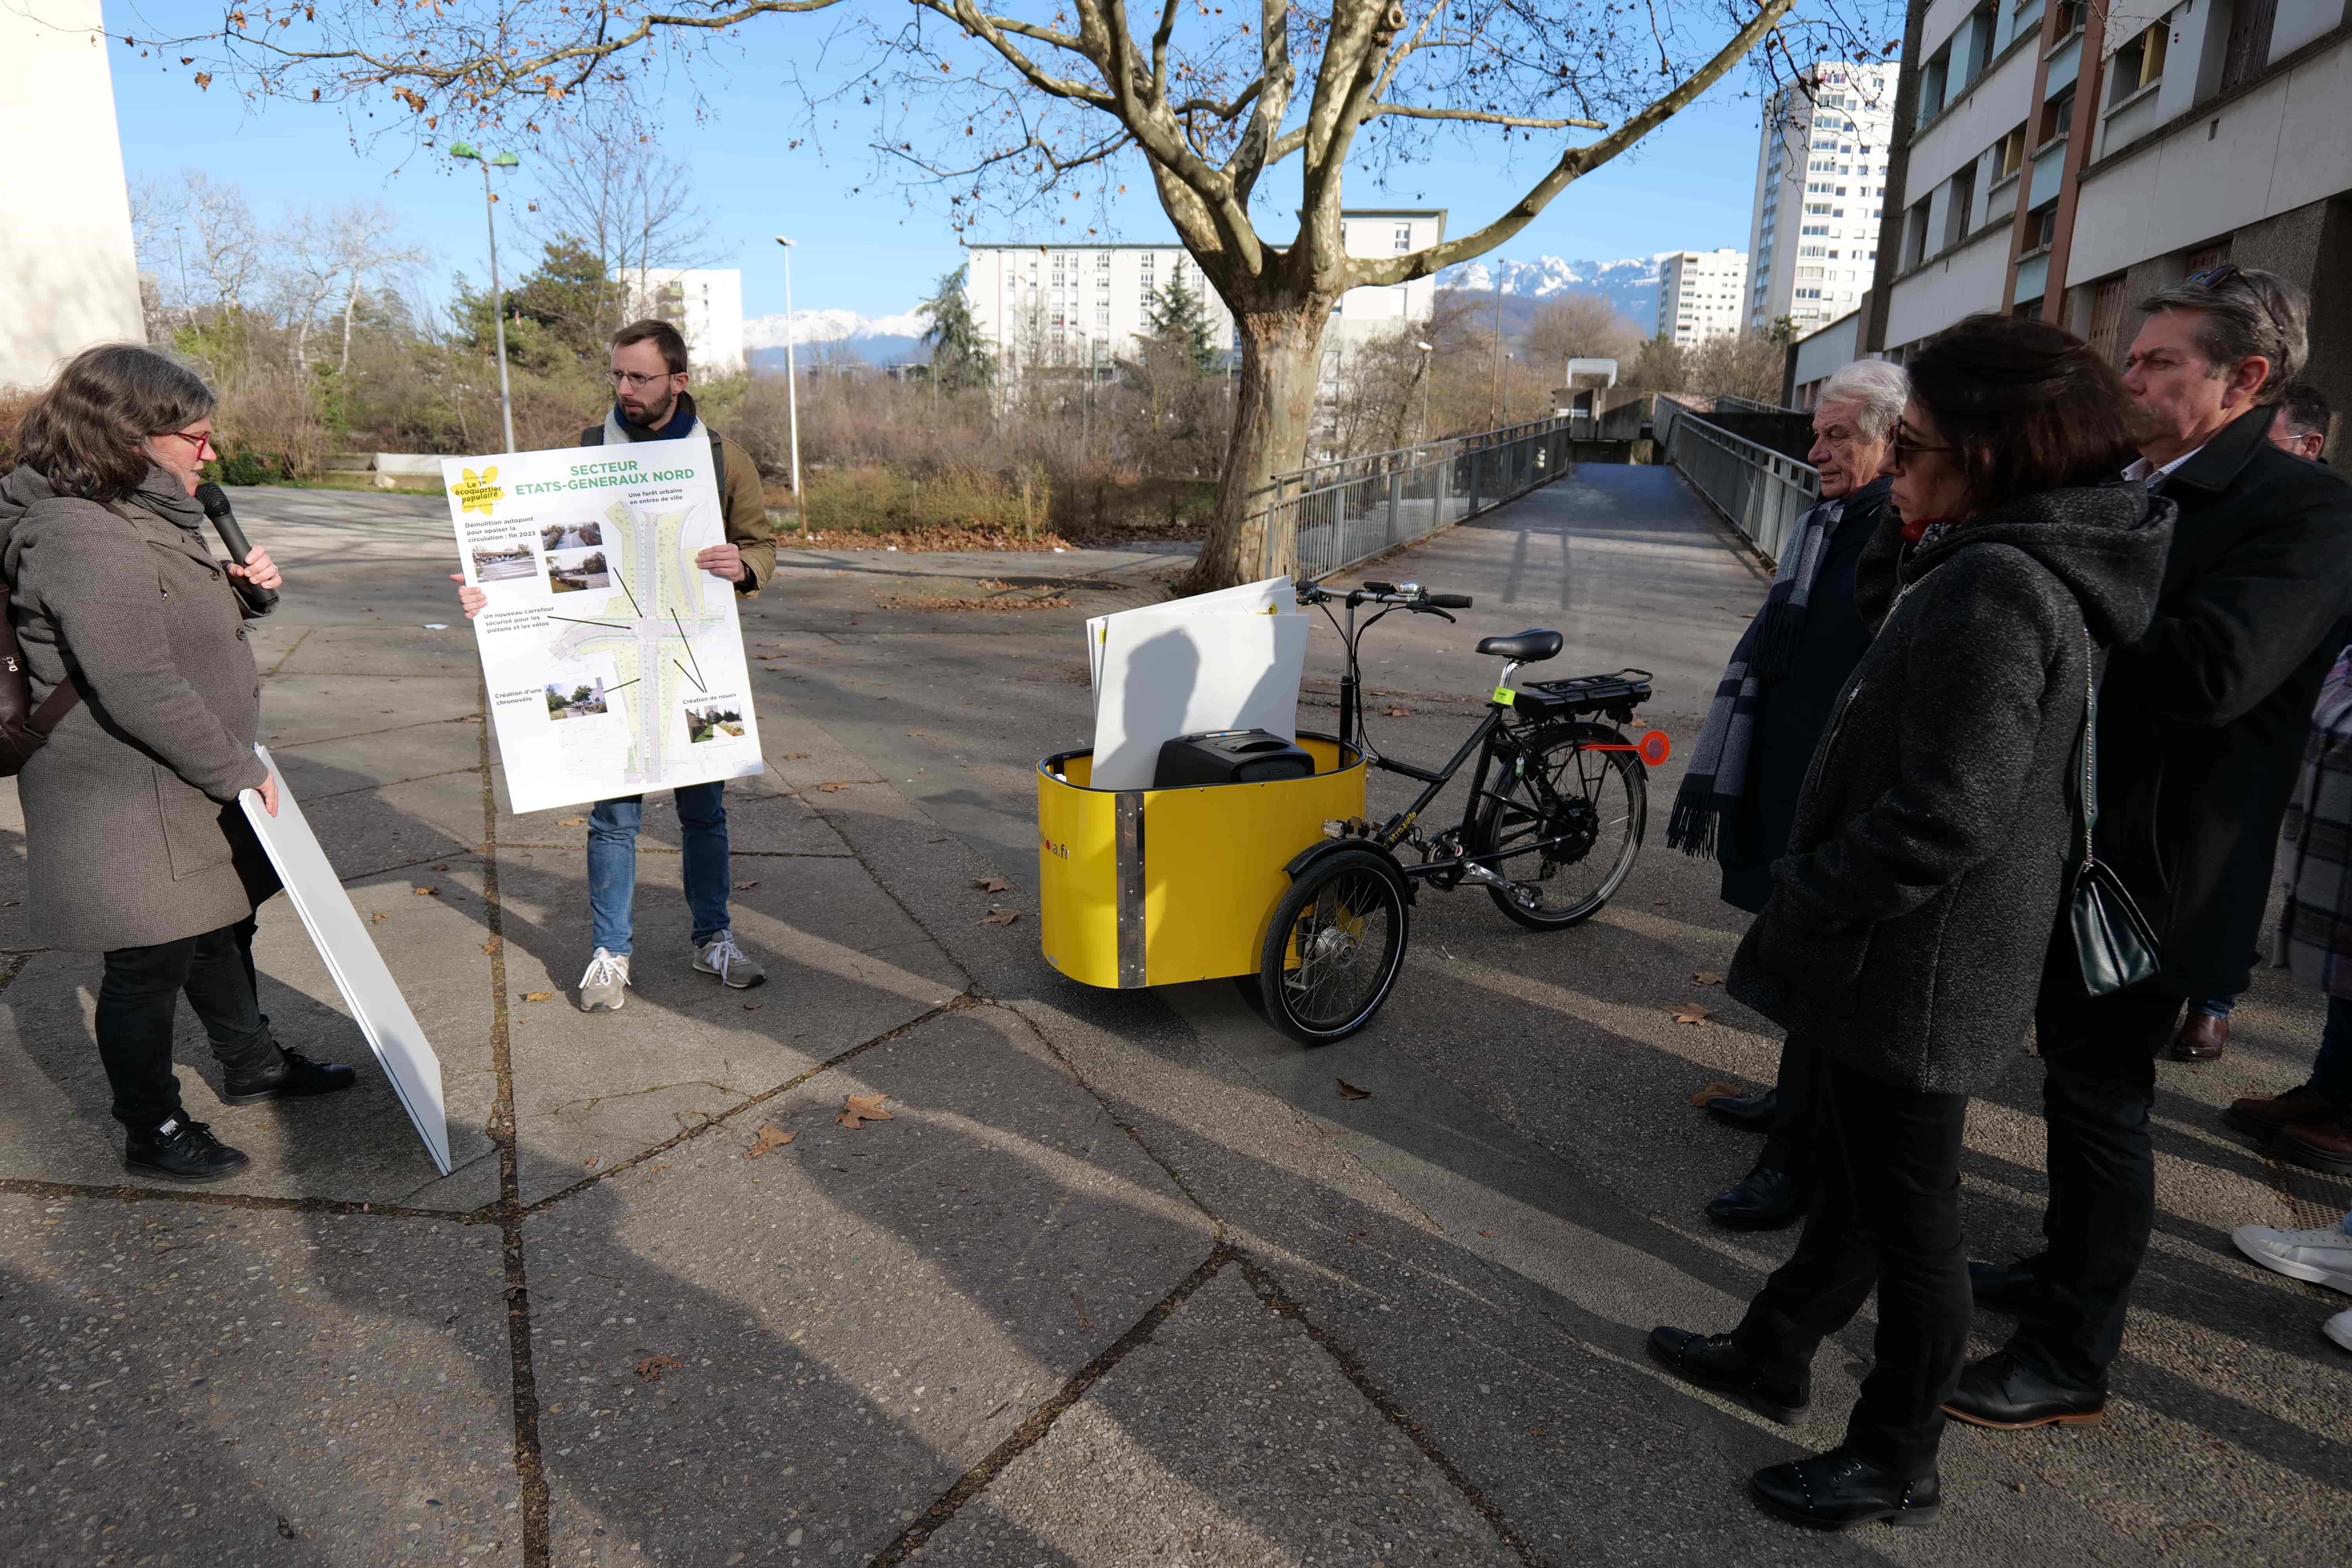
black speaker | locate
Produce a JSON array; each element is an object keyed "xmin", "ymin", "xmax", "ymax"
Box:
[{"xmin": 1154, "ymin": 729, "xmax": 1314, "ymax": 788}]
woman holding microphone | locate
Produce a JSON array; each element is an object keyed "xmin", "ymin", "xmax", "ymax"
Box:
[{"xmin": 0, "ymin": 345, "xmax": 355, "ymax": 1182}]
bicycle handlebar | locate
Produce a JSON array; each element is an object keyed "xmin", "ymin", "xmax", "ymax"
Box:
[{"xmin": 1301, "ymin": 580, "xmax": 1474, "ymax": 612}]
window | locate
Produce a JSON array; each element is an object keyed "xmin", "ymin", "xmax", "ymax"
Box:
[
  {"xmin": 2087, "ymin": 274, "xmax": 2128, "ymax": 363},
  {"xmin": 2054, "ymin": 0, "xmax": 2084, "ymax": 36},
  {"xmin": 1994, "ymin": 124, "xmax": 2028, "ymax": 180},
  {"xmin": 2220, "ymin": 0, "xmax": 2276, "ymax": 94},
  {"xmin": 2039, "ymin": 86, "xmax": 2076, "ymax": 148},
  {"xmin": 1807, "ymin": 202, "xmax": 1833, "ymax": 214},
  {"xmin": 1902, "ymin": 197, "xmax": 1932, "ymax": 269},
  {"xmin": 1394, "ymin": 224, "xmax": 1413, "ymax": 251},
  {"xmin": 1096, "ymin": 253, "xmax": 1112, "ymax": 269},
  {"xmin": 1803, "ymin": 224, "xmax": 1831, "ymax": 236},
  {"xmin": 2111, "ymin": 22, "xmax": 2168, "ymax": 96},
  {"xmin": 1945, "ymin": 162, "xmax": 1977, "ymax": 249}
]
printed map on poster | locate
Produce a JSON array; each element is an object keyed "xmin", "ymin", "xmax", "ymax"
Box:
[{"xmin": 442, "ymin": 439, "xmax": 762, "ymax": 815}]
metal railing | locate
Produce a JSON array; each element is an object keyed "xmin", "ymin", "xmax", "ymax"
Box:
[
  {"xmin": 1655, "ymin": 399, "xmax": 1820, "ymax": 565},
  {"xmin": 1711, "ymin": 392, "xmax": 1803, "ymax": 416},
  {"xmin": 1264, "ymin": 415, "xmax": 1578, "ymax": 582}
]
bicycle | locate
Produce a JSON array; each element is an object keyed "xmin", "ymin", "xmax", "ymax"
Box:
[{"xmin": 1248, "ymin": 579, "xmax": 1664, "ymax": 1045}]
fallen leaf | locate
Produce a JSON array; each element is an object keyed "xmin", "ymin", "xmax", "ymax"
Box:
[
  {"xmin": 1690, "ymin": 1079, "xmax": 1746, "ymax": 1107},
  {"xmin": 433, "ymin": 863, "xmax": 449, "ymax": 871},
  {"xmin": 633, "ymin": 1354, "xmax": 682, "ymax": 1383},
  {"xmin": 1693, "ymin": 970, "xmax": 1722, "ymax": 985},
  {"xmin": 733, "ymin": 880, "xmax": 760, "ymax": 890},
  {"xmin": 522, "ymin": 991, "xmax": 553, "ymax": 1003},
  {"xmin": 837, "ymin": 1092, "xmax": 894, "ymax": 1128},
  {"xmin": 412, "ymin": 886, "xmax": 439, "ymax": 896},
  {"xmin": 907, "ymin": 728, "xmax": 925, "ymax": 735},
  {"xmin": 972, "ymin": 876, "xmax": 1010, "ymax": 892},
  {"xmin": 583, "ymin": 1156, "xmax": 599, "ymax": 1170},
  {"xmin": 370, "ymin": 912, "xmax": 389, "ymax": 924},
  {"xmin": 557, "ymin": 816, "xmax": 586, "ymax": 826},
  {"xmin": 482, "ymin": 937, "xmax": 502, "ymax": 955},
  {"xmin": 742, "ymin": 1000, "xmax": 763, "ymax": 1011},
  {"xmin": 276, "ymin": 1515, "xmax": 296, "ymax": 1540},
  {"xmin": 786, "ymin": 752, "xmax": 811, "ymax": 759},
  {"xmin": 1381, "ymin": 705, "xmax": 1412, "ymax": 717},
  {"xmin": 1479, "ymin": 1228, "xmax": 1494, "ymax": 1237},
  {"xmin": 1668, "ymin": 1003, "xmax": 1713, "ymax": 1027},
  {"xmin": 981, "ymin": 907, "xmax": 1020, "ymax": 925},
  {"xmin": 744, "ymin": 1123, "xmax": 797, "ymax": 1159},
  {"xmin": 819, "ymin": 781, "xmax": 851, "ymax": 793},
  {"xmin": 1336, "ymin": 1078, "xmax": 1372, "ymax": 1100}
]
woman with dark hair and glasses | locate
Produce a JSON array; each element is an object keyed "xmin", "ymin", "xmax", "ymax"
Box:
[
  {"xmin": 1646, "ymin": 314, "xmax": 2172, "ymax": 1529},
  {"xmin": 0, "ymin": 344, "xmax": 355, "ymax": 1183}
]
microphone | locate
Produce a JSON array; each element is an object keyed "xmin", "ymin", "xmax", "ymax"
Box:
[{"xmin": 193, "ymin": 482, "xmax": 278, "ymax": 611}]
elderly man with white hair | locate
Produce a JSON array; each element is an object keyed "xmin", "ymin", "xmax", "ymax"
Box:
[{"xmin": 1669, "ymin": 357, "xmax": 1908, "ymax": 1230}]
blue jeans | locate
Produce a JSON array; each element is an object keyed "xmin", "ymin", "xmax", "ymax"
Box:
[
  {"xmin": 587, "ymin": 781, "xmax": 730, "ymax": 956},
  {"xmin": 2188, "ymin": 994, "xmax": 2238, "ymax": 1020}
]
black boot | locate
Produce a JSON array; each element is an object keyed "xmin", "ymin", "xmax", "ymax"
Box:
[
  {"xmin": 1646, "ymin": 1325, "xmax": 1809, "ymax": 1423},
  {"xmin": 1749, "ymin": 1447, "xmax": 1941, "ymax": 1530},
  {"xmin": 124, "ymin": 1117, "xmax": 250, "ymax": 1183},
  {"xmin": 1967, "ymin": 1259, "xmax": 2043, "ymax": 1315},
  {"xmin": 1942, "ymin": 1349, "xmax": 2105, "ymax": 1429},
  {"xmin": 1705, "ymin": 1163, "xmax": 1810, "ymax": 1230},
  {"xmin": 221, "ymin": 1046, "xmax": 358, "ymax": 1106},
  {"xmin": 1705, "ymin": 1090, "xmax": 1779, "ymax": 1133}
]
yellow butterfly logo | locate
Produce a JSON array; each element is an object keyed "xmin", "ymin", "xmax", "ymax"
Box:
[{"xmin": 456, "ymin": 465, "xmax": 503, "ymax": 517}]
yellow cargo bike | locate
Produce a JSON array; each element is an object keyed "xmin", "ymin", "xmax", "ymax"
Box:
[{"xmin": 1038, "ymin": 581, "xmax": 1667, "ymax": 1044}]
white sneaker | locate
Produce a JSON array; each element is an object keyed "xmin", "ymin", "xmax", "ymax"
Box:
[
  {"xmin": 2232, "ymin": 1223, "xmax": 2352, "ymax": 1295},
  {"xmin": 578, "ymin": 948, "xmax": 631, "ymax": 1012},
  {"xmin": 2327, "ymin": 1308, "xmax": 2352, "ymax": 1355},
  {"xmin": 693, "ymin": 930, "xmax": 765, "ymax": 990}
]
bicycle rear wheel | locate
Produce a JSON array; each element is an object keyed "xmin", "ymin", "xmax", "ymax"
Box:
[
  {"xmin": 1468, "ymin": 720, "xmax": 1647, "ymax": 930},
  {"xmin": 1257, "ymin": 848, "xmax": 1410, "ymax": 1046}
]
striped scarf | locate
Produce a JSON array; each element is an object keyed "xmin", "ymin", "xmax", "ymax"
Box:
[{"xmin": 1665, "ymin": 495, "xmax": 1847, "ymax": 857}]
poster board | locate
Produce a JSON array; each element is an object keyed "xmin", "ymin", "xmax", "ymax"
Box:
[
  {"xmin": 240, "ymin": 746, "xmax": 451, "ymax": 1174},
  {"xmin": 1087, "ymin": 599, "xmax": 1310, "ymax": 790},
  {"xmin": 442, "ymin": 438, "xmax": 762, "ymax": 815}
]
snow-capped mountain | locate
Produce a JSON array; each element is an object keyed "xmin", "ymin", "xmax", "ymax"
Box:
[
  {"xmin": 1436, "ymin": 255, "xmax": 1663, "ymax": 331},
  {"xmin": 744, "ymin": 307, "xmax": 930, "ymax": 368}
]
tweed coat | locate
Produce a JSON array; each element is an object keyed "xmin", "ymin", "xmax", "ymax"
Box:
[
  {"xmin": 0, "ymin": 465, "xmax": 276, "ymax": 951},
  {"xmin": 2276, "ymin": 645, "xmax": 2352, "ymax": 998},
  {"xmin": 1727, "ymin": 483, "xmax": 2173, "ymax": 1095}
]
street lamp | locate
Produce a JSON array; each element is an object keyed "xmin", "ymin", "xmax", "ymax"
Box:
[
  {"xmin": 772, "ymin": 236, "xmax": 808, "ymax": 539},
  {"xmin": 1414, "ymin": 340, "xmax": 1434, "ymax": 444},
  {"xmin": 452, "ymin": 142, "xmax": 521, "ymax": 452}
]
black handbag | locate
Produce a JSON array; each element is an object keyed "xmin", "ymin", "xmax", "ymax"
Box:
[{"xmin": 2070, "ymin": 628, "xmax": 2161, "ymax": 995}]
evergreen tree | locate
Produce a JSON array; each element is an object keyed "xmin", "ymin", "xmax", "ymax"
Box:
[
  {"xmin": 1145, "ymin": 269, "xmax": 1221, "ymax": 376},
  {"xmin": 919, "ymin": 264, "xmax": 995, "ymax": 390}
]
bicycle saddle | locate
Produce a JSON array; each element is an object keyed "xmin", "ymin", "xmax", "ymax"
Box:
[{"xmin": 1475, "ymin": 629, "xmax": 1564, "ymax": 663}]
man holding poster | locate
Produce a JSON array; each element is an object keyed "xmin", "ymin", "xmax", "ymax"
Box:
[{"xmin": 454, "ymin": 319, "xmax": 775, "ymax": 1012}]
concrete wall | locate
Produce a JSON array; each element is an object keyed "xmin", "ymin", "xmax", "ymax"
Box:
[
  {"xmin": 2070, "ymin": 34, "xmax": 2352, "ymax": 283},
  {"xmin": 0, "ymin": 1, "xmax": 145, "ymax": 388},
  {"xmin": 1886, "ymin": 223, "xmax": 2012, "ymax": 347}
]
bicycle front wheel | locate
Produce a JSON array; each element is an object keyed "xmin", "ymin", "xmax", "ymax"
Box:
[
  {"xmin": 1257, "ymin": 848, "xmax": 1410, "ymax": 1046},
  {"xmin": 1468, "ymin": 720, "xmax": 1647, "ymax": 930}
]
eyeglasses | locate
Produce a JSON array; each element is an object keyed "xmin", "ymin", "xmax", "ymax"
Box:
[
  {"xmin": 2181, "ymin": 261, "xmax": 2287, "ymax": 336},
  {"xmin": 609, "ymin": 370, "xmax": 678, "ymax": 391},
  {"xmin": 159, "ymin": 428, "xmax": 217, "ymax": 459},
  {"xmin": 1890, "ymin": 432, "xmax": 1952, "ymax": 464}
]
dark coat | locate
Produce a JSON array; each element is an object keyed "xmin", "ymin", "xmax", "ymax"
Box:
[
  {"xmin": 1727, "ymin": 483, "xmax": 2173, "ymax": 1094},
  {"xmin": 0, "ymin": 466, "xmax": 277, "ymax": 951},
  {"xmin": 2094, "ymin": 405, "xmax": 2352, "ymax": 997},
  {"xmin": 1720, "ymin": 477, "xmax": 1891, "ymax": 912}
]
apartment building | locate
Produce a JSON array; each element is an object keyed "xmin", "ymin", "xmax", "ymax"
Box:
[
  {"xmin": 1744, "ymin": 61, "xmax": 1899, "ymax": 336},
  {"xmin": 1325, "ymin": 209, "xmax": 1448, "ymax": 347},
  {"xmin": 965, "ymin": 243, "xmax": 1235, "ymax": 373},
  {"xmin": 628, "ymin": 269, "xmax": 746, "ymax": 374},
  {"xmin": 1657, "ymin": 249, "xmax": 1751, "ymax": 344},
  {"xmin": 1, "ymin": 0, "xmax": 145, "ymax": 386},
  {"xmin": 1805, "ymin": 0, "xmax": 2350, "ymax": 445}
]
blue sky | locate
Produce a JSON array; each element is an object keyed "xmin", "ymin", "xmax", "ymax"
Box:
[{"xmin": 101, "ymin": 2, "xmax": 1782, "ymax": 323}]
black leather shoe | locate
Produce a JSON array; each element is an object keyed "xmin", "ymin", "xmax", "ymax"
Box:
[
  {"xmin": 221, "ymin": 1046, "xmax": 358, "ymax": 1105},
  {"xmin": 123, "ymin": 1117, "xmax": 250, "ymax": 1183},
  {"xmin": 1646, "ymin": 1325, "xmax": 1809, "ymax": 1424},
  {"xmin": 1748, "ymin": 1447, "xmax": 1941, "ymax": 1530},
  {"xmin": 1705, "ymin": 1091, "xmax": 1779, "ymax": 1133},
  {"xmin": 1968, "ymin": 1259, "xmax": 2043, "ymax": 1315},
  {"xmin": 1706, "ymin": 1163, "xmax": 1809, "ymax": 1230},
  {"xmin": 1942, "ymin": 1349, "xmax": 2105, "ymax": 1429}
]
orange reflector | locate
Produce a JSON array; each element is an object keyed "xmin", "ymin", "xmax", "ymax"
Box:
[{"xmin": 1638, "ymin": 730, "xmax": 1671, "ymax": 767}]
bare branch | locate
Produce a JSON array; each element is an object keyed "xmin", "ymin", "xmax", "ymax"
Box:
[{"xmin": 1364, "ymin": 102, "xmax": 1607, "ymax": 131}]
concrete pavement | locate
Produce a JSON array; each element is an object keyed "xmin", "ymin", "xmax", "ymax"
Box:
[{"xmin": 1, "ymin": 470, "xmax": 2344, "ymax": 1566}]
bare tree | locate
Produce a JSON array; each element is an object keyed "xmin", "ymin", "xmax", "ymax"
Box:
[
  {"xmin": 327, "ymin": 201, "xmax": 429, "ymax": 378},
  {"xmin": 168, "ymin": 0, "xmax": 1886, "ymax": 586},
  {"xmin": 275, "ymin": 208, "xmax": 349, "ymax": 370},
  {"xmin": 1685, "ymin": 330, "xmax": 1787, "ymax": 404},
  {"xmin": 1523, "ymin": 295, "xmax": 1643, "ymax": 387},
  {"xmin": 523, "ymin": 99, "xmax": 720, "ymax": 336}
]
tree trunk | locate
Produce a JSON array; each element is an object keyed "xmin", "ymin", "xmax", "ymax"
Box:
[
  {"xmin": 340, "ymin": 277, "xmax": 361, "ymax": 379},
  {"xmin": 1186, "ymin": 303, "xmax": 1328, "ymax": 591}
]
